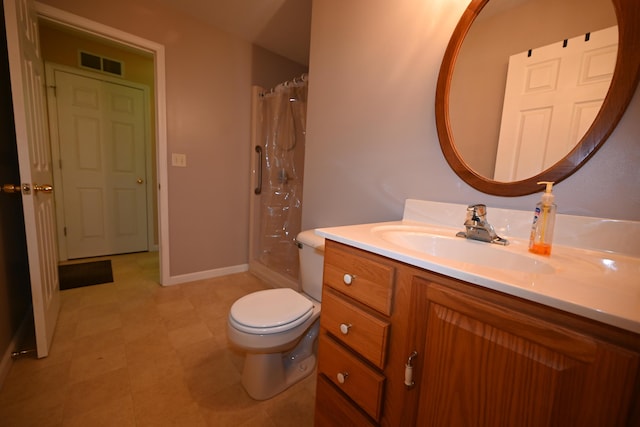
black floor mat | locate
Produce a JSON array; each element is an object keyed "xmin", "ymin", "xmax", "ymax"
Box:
[{"xmin": 58, "ymin": 260, "xmax": 113, "ymax": 290}]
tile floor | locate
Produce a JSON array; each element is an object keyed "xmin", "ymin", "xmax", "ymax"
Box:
[{"xmin": 0, "ymin": 252, "xmax": 316, "ymax": 426}]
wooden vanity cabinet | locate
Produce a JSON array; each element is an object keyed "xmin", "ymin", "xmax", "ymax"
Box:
[
  {"xmin": 409, "ymin": 274, "xmax": 640, "ymax": 426},
  {"xmin": 315, "ymin": 240, "xmax": 418, "ymax": 426},
  {"xmin": 314, "ymin": 240, "xmax": 640, "ymax": 426}
]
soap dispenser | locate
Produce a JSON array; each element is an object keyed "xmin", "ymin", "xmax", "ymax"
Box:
[{"xmin": 529, "ymin": 181, "xmax": 557, "ymax": 256}]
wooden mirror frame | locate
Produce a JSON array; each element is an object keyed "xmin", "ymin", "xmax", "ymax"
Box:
[{"xmin": 435, "ymin": 0, "xmax": 640, "ymax": 196}]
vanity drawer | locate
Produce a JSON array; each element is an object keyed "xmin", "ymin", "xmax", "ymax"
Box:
[
  {"xmin": 315, "ymin": 375, "xmax": 377, "ymax": 427},
  {"xmin": 318, "ymin": 334, "xmax": 385, "ymax": 422},
  {"xmin": 324, "ymin": 240, "xmax": 395, "ymax": 315},
  {"xmin": 321, "ymin": 289, "xmax": 390, "ymax": 368}
]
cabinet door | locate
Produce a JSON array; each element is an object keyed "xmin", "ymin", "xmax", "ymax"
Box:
[{"xmin": 413, "ymin": 278, "xmax": 639, "ymax": 427}]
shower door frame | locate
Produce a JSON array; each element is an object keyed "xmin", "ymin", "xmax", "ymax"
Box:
[{"xmin": 248, "ymin": 85, "xmax": 300, "ymax": 291}]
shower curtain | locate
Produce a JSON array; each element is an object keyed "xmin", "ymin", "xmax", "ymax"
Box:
[{"xmin": 250, "ymin": 75, "xmax": 308, "ymax": 288}]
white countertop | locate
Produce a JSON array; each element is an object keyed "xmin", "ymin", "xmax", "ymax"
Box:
[{"xmin": 316, "ymin": 200, "xmax": 640, "ymax": 334}]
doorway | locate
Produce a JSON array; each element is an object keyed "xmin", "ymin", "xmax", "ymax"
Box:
[
  {"xmin": 36, "ymin": 3, "xmax": 170, "ymax": 284},
  {"xmin": 46, "ymin": 65, "xmax": 153, "ymax": 260}
]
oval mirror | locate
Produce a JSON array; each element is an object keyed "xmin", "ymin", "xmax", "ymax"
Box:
[{"xmin": 436, "ymin": 0, "xmax": 640, "ymax": 196}]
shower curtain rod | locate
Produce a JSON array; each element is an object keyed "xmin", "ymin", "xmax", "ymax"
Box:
[{"xmin": 260, "ymin": 73, "xmax": 308, "ymax": 98}]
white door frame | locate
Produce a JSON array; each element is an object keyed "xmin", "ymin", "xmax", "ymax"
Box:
[
  {"xmin": 35, "ymin": 2, "xmax": 169, "ymax": 284},
  {"xmin": 45, "ymin": 63, "xmax": 155, "ymax": 260}
]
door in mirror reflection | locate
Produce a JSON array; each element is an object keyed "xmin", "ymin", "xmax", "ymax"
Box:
[{"xmin": 494, "ymin": 26, "xmax": 617, "ymax": 181}]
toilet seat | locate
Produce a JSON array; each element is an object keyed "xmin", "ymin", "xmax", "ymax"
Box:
[{"xmin": 229, "ymin": 288, "xmax": 314, "ymax": 335}]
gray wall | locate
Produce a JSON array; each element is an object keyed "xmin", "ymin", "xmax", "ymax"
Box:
[{"xmin": 302, "ymin": 0, "xmax": 640, "ymax": 231}]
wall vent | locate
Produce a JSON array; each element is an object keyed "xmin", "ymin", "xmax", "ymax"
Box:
[{"xmin": 79, "ymin": 51, "xmax": 123, "ymax": 77}]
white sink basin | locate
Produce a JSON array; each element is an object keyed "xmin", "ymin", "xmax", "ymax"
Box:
[
  {"xmin": 372, "ymin": 225, "xmax": 555, "ymax": 274},
  {"xmin": 316, "ymin": 200, "xmax": 640, "ymax": 333}
]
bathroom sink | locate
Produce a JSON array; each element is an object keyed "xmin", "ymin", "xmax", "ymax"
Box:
[
  {"xmin": 316, "ymin": 200, "xmax": 640, "ymax": 334},
  {"xmin": 371, "ymin": 225, "xmax": 555, "ymax": 274}
]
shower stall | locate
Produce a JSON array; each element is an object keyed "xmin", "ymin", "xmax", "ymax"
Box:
[{"xmin": 249, "ymin": 75, "xmax": 308, "ymax": 290}]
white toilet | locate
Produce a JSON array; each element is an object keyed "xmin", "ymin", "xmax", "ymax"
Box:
[{"xmin": 227, "ymin": 229, "xmax": 324, "ymax": 400}]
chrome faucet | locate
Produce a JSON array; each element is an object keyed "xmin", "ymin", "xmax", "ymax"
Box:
[{"xmin": 456, "ymin": 204, "xmax": 508, "ymax": 245}]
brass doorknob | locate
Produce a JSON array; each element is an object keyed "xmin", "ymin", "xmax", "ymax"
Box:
[
  {"xmin": 1, "ymin": 184, "xmax": 20, "ymax": 193},
  {"xmin": 33, "ymin": 184, "xmax": 53, "ymax": 194},
  {"xmin": 137, "ymin": 178, "xmax": 144, "ymax": 184}
]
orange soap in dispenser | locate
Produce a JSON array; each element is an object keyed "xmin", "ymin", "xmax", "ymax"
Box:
[{"xmin": 529, "ymin": 181, "xmax": 557, "ymax": 256}]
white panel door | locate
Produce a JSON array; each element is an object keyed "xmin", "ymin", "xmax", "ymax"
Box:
[
  {"xmin": 4, "ymin": 0, "xmax": 60, "ymax": 358},
  {"xmin": 54, "ymin": 70, "xmax": 148, "ymax": 258},
  {"xmin": 494, "ymin": 26, "xmax": 618, "ymax": 182}
]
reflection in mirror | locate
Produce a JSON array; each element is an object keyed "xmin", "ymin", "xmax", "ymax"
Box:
[
  {"xmin": 493, "ymin": 26, "xmax": 617, "ymax": 181},
  {"xmin": 450, "ymin": 0, "xmax": 616, "ymax": 181},
  {"xmin": 436, "ymin": 0, "xmax": 640, "ymax": 196}
]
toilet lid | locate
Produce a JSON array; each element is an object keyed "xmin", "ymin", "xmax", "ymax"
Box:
[{"xmin": 230, "ymin": 288, "xmax": 314, "ymax": 334}]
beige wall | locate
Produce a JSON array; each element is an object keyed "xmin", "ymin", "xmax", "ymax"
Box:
[
  {"xmin": 38, "ymin": 0, "xmax": 307, "ymax": 276},
  {"xmin": 302, "ymin": 0, "xmax": 640, "ymax": 231},
  {"xmin": 39, "ymin": 24, "xmax": 155, "ymax": 86}
]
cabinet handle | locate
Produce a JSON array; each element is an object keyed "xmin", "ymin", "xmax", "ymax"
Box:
[
  {"xmin": 405, "ymin": 350, "xmax": 418, "ymax": 389},
  {"xmin": 343, "ymin": 273, "xmax": 356, "ymax": 285},
  {"xmin": 337, "ymin": 372, "xmax": 349, "ymax": 384},
  {"xmin": 339, "ymin": 323, "xmax": 352, "ymax": 335}
]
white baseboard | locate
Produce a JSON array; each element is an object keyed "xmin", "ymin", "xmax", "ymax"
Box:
[
  {"xmin": 0, "ymin": 312, "xmax": 32, "ymax": 391},
  {"xmin": 162, "ymin": 263, "xmax": 249, "ymax": 286}
]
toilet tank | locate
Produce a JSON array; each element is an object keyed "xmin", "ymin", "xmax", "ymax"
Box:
[{"xmin": 296, "ymin": 230, "xmax": 325, "ymax": 302}]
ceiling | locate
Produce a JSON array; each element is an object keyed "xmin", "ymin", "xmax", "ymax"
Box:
[{"xmin": 156, "ymin": 0, "xmax": 312, "ymax": 66}]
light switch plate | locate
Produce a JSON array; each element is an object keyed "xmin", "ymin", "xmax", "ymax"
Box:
[{"xmin": 172, "ymin": 153, "xmax": 187, "ymax": 167}]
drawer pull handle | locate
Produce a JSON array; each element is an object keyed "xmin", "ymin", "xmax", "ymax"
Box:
[
  {"xmin": 343, "ymin": 273, "xmax": 356, "ymax": 285},
  {"xmin": 337, "ymin": 372, "xmax": 349, "ymax": 384},
  {"xmin": 405, "ymin": 350, "xmax": 418, "ymax": 389},
  {"xmin": 339, "ymin": 323, "xmax": 352, "ymax": 335}
]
